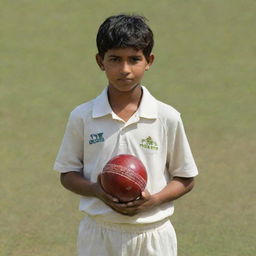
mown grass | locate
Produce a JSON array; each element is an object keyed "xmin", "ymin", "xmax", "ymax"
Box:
[{"xmin": 1, "ymin": 0, "xmax": 255, "ymax": 255}]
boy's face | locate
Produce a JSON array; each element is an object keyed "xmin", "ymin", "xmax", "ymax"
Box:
[{"xmin": 96, "ymin": 48, "xmax": 154, "ymax": 92}]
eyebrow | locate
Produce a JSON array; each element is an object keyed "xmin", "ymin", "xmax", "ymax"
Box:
[
  {"xmin": 108, "ymin": 55, "xmax": 119, "ymax": 58},
  {"xmin": 107, "ymin": 54, "xmax": 142, "ymax": 58}
]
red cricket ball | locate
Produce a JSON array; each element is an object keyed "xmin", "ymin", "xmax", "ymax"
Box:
[{"xmin": 101, "ymin": 154, "xmax": 147, "ymax": 202}]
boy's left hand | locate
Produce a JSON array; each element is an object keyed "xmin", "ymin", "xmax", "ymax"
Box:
[{"xmin": 113, "ymin": 190, "xmax": 157, "ymax": 216}]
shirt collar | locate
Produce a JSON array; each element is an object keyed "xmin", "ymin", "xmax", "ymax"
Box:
[
  {"xmin": 138, "ymin": 86, "xmax": 158, "ymax": 119},
  {"xmin": 92, "ymin": 86, "xmax": 158, "ymax": 119},
  {"xmin": 92, "ymin": 87, "xmax": 112, "ymax": 118}
]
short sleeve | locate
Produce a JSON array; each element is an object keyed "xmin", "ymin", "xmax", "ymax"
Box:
[
  {"xmin": 53, "ymin": 111, "xmax": 84, "ymax": 173},
  {"xmin": 168, "ymin": 116, "xmax": 198, "ymax": 178}
]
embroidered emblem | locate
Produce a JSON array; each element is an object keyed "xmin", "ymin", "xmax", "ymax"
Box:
[
  {"xmin": 140, "ymin": 136, "xmax": 158, "ymax": 150},
  {"xmin": 89, "ymin": 132, "xmax": 104, "ymax": 144}
]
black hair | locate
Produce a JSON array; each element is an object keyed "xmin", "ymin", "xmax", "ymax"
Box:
[{"xmin": 96, "ymin": 14, "xmax": 154, "ymax": 61}]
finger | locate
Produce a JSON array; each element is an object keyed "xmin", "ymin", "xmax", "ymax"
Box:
[
  {"xmin": 126, "ymin": 200, "xmax": 143, "ymax": 207},
  {"xmin": 141, "ymin": 191, "xmax": 146, "ymax": 197},
  {"xmin": 123, "ymin": 210, "xmax": 138, "ymax": 216},
  {"xmin": 108, "ymin": 204, "xmax": 130, "ymax": 215},
  {"xmin": 97, "ymin": 175, "xmax": 119, "ymax": 203},
  {"xmin": 141, "ymin": 189, "xmax": 151, "ymax": 199},
  {"xmin": 103, "ymin": 192, "xmax": 119, "ymax": 203},
  {"xmin": 108, "ymin": 203, "xmax": 139, "ymax": 216},
  {"xmin": 117, "ymin": 201, "xmax": 140, "ymax": 208},
  {"xmin": 97, "ymin": 173, "xmax": 102, "ymax": 184}
]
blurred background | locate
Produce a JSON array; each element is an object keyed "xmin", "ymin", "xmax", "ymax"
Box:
[{"xmin": 1, "ymin": 0, "xmax": 255, "ymax": 255}]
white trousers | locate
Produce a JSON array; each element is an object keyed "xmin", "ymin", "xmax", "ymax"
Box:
[{"xmin": 77, "ymin": 215, "xmax": 177, "ymax": 256}]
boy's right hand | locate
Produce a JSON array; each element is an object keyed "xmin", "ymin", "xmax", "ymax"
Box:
[{"xmin": 92, "ymin": 174, "xmax": 120, "ymax": 207}]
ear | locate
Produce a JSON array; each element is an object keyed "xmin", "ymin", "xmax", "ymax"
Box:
[
  {"xmin": 145, "ymin": 53, "xmax": 155, "ymax": 71},
  {"xmin": 96, "ymin": 54, "xmax": 105, "ymax": 71}
]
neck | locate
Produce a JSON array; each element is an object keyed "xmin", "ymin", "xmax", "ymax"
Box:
[
  {"xmin": 107, "ymin": 84, "xmax": 143, "ymax": 122},
  {"xmin": 107, "ymin": 84, "xmax": 143, "ymax": 110}
]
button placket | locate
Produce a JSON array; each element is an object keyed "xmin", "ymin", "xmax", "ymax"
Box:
[{"xmin": 119, "ymin": 127, "xmax": 126, "ymax": 145}]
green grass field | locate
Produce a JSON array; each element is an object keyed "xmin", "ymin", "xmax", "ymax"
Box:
[{"xmin": 1, "ymin": 0, "xmax": 255, "ymax": 255}]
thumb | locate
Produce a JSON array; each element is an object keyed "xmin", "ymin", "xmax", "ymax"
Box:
[
  {"xmin": 97, "ymin": 173, "xmax": 119, "ymax": 203},
  {"xmin": 97, "ymin": 173, "xmax": 102, "ymax": 185},
  {"xmin": 141, "ymin": 189, "xmax": 150, "ymax": 198},
  {"xmin": 141, "ymin": 191, "xmax": 146, "ymax": 198}
]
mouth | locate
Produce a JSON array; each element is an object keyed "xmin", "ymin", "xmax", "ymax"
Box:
[{"xmin": 117, "ymin": 78, "xmax": 133, "ymax": 82}]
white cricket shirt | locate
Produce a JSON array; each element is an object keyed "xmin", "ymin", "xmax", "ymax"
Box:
[{"xmin": 54, "ymin": 86, "xmax": 198, "ymax": 224}]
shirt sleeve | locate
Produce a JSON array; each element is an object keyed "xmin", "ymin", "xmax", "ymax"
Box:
[
  {"xmin": 168, "ymin": 116, "xmax": 198, "ymax": 178},
  {"xmin": 53, "ymin": 110, "xmax": 84, "ymax": 173}
]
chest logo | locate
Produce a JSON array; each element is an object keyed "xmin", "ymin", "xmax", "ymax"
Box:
[
  {"xmin": 89, "ymin": 132, "xmax": 104, "ymax": 144},
  {"xmin": 140, "ymin": 136, "xmax": 158, "ymax": 150}
]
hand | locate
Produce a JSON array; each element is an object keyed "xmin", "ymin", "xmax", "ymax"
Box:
[
  {"xmin": 95, "ymin": 175, "xmax": 158, "ymax": 216},
  {"xmin": 92, "ymin": 174, "xmax": 120, "ymax": 206},
  {"xmin": 111, "ymin": 190, "xmax": 158, "ymax": 216}
]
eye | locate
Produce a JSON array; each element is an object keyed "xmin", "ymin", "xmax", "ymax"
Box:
[
  {"xmin": 130, "ymin": 57, "xmax": 141, "ymax": 63},
  {"xmin": 109, "ymin": 57, "xmax": 120, "ymax": 62}
]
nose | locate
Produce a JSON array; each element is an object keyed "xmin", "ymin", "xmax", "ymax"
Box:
[{"xmin": 120, "ymin": 61, "xmax": 131, "ymax": 75}]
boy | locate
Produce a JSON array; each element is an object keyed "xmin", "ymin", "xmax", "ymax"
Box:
[{"xmin": 54, "ymin": 14, "xmax": 198, "ymax": 256}]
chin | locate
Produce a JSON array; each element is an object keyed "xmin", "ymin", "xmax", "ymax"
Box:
[{"xmin": 111, "ymin": 83, "xmax": 140, "ymax": 93}]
